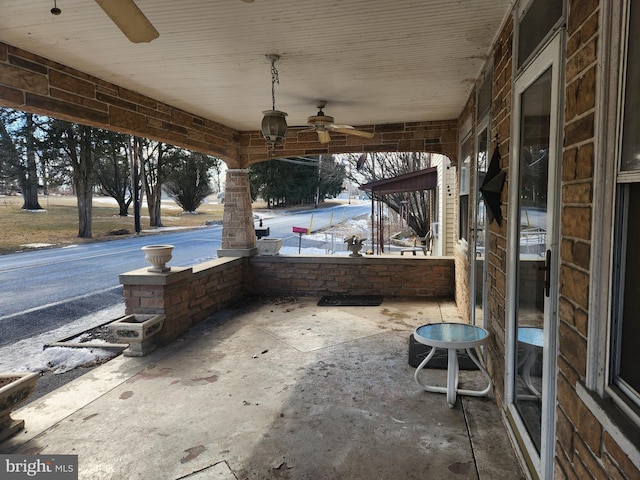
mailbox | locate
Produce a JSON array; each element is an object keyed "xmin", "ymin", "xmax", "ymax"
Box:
[
  {"xmin": 292, "ymin": 226, "xmax": 309, "ymax": 234},
  {"xmin": 255, "ymin": 227, "xmax": 270, "ymax": 239}
]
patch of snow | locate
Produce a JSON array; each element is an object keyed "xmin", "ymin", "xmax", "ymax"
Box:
[
  {"xmin": 20, "ymin": 243, "xmax": 55, "ymax": 248},
  {"xmin": 0, "ymin": 303, "xmax": 124, "ymax": 374},
  {"xmin": 35, "ymin": 346, "xmax": 117, "ymax": 374}
]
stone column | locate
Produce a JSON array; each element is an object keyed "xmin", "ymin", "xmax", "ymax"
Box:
[{"xmin": 217, "ymin": 168, "xmax": 258, "ymax": 257}]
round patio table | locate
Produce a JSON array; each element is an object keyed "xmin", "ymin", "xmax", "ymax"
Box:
[
  {"xmin": 413, "ymin": 323, "xmax": 492, "ymax": 408},
  {"xmin": 517, "ymin": 326, "xmax": 544, "ymax": 399}
]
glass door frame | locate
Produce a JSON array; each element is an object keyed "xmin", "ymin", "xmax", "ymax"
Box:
[
  {"xmin": 471, "ymin": 116, "xmax": 491, "ymax": 329},
  {"xmin": 505, "ymin": 31, "xmax": 563, "ymax": 479}
]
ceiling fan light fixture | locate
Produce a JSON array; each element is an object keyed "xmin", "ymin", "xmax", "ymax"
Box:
[{"xmin": 261, "ymin": 54, "xmax": 288, "ymax": 152}]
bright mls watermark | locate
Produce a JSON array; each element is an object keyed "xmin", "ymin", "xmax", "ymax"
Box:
[{"xmin": 0, "ymin": 455, "xmax": 77, "ymax": 479}]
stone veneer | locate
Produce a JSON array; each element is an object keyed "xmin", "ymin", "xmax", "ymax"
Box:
[
  {"xmin": 218, "ymin": 169, "xmax": 259, "ymax": 254},
  {"xmin": 120, "ymin": 258, "xmax": 247, "ymax": 346},
  {"xmin": 248, "ymin": 255, "xmax": 454, "ymax": 298},
  {"xmin": 119, "ymin": 255, "xmax": 455, "ymax": 349},
  {"xmin": 483, "ymin": 13, "xmax": 513, "ymax": 410}
]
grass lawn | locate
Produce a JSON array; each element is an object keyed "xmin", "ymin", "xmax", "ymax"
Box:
[{"xmin": 0, "ymin": 194, "xmax": 225, "ymax": 255}]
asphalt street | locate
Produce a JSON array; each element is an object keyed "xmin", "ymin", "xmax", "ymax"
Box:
[{"xmin": 0, "ymin": 202, "xmax": 370, "ymax": 347}]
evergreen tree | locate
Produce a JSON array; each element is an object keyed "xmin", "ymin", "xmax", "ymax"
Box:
[
  {"xmin": 95, "ymin": 130, "xmax": 132, "ymax": 216},
  {"xmin": 0, "ymin": 109, "xmax": 44, "ymax": 209},
  {"xmin": 249, "ymin": 155, "xmax": 345, "ymax": 208},
  {"xmin": 163, "ymin": 151, "xmax": 219, "ymax": 212}
]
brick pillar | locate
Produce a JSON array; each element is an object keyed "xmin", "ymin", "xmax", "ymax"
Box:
[{"xmin": 218, "ymin": 168, "xmax": 258, "ymax": 257}]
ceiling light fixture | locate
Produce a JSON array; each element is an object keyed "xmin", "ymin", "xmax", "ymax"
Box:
[
  {"xmin": 51, "ymin": 0, "xmax": 61, "ymax": 15},
  {"xmin": 261, "ymin": 54, "xmax": 288, "ymax": 153}
]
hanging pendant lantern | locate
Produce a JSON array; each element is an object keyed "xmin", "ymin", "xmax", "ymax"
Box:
[{"xmin": 261, "ymin": 54, "xmax": 288, "ymax": 152}]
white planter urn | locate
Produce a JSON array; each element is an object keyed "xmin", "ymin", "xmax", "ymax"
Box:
[
  {"xmin": 108, "ymin": 314, "xmax": 166, "ymax": 357},
  {"xmin": 257, "ymin": 238, "xmax": 283, "ymax": 256},
  {"xmin": 0, "ymin": 372, "xmax": 39, "ymax": 442},
  {"xmin": 142, "ymin": 244, "xmax": 174, "ymax": 272}
]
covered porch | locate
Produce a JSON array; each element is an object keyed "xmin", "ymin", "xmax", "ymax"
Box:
[{"xmin": 0, "ymin": 296, "xmax": 523, "ymax": 479}]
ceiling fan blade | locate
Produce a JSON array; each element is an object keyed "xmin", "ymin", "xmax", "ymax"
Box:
[
  {"xmin": 318, "ymin": 130, "xmax": 331, "ymax": 144},
  {"xmin": 94, "ymin": 0, "xmax": 159, "ymax": 43},
  {"xmin": 330, "ymin": 125, "xmax": 374, "ymax": 139}
]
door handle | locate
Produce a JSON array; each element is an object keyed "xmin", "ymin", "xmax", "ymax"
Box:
[
  {"xmin": 537, "ymin": 249, "xmax": 551, "ymax": 297},
  {"xmin": 543, "ymin": 249, "xmax": 551, "ymax": 297}
]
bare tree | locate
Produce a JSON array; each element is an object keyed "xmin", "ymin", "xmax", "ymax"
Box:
[
  {"xmin": 50, "ymin": 120, "xmax": 97, "ymax": 238},
  {"xmin": 95, "ymin": 131, "xmax": 131, "ymax": 216},
  {"xmin": 139, "ymin": 140, "xmax": 179, "ymax": 227},
  {"xmin": 345, "ymin": 152, "xmax": 435, "ymax": 237}
]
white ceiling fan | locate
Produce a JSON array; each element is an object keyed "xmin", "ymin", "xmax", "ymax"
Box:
[
  {"xmin": 306, "ymin": 101, "xmax": 374, "ymax": 144},
  {"xmin": 94, "ymin": 0, "xmax": 159, "ymax": 43},
  {"xmin": 93, "ymin": 0, "xmax": 255, "ymax": 43}
]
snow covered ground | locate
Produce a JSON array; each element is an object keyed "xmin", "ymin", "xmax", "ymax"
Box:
[{"xmin": 0, "ymin": 303, "xmax": 124, "ymax": 374}]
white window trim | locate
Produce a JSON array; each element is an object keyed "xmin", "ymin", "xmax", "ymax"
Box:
[
  {"xmin": 587, "ymin": 0, "xmax": 622, "ymax": 395},
  {"xmin": 589, "ymin": 0, "xmax": 640, "ymax": 458}
]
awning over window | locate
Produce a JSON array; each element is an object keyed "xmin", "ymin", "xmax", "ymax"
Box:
[{"xmin": 359, "ymin": 167, "xmax": 438, "ymax": 195}]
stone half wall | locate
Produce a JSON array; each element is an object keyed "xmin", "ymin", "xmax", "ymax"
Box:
[
  {"xmin": 120, "ymin": 257, "xmax": 247, "ymax": 347},
  {"xmin": 119, "ymin": 255, "xmax": 455, "ymax": 348},
  {"xmin": 247, "ymin": 255, "xmax": 455, "ymax": 298}
]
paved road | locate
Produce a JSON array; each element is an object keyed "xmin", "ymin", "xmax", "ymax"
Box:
[{"xmin": 0, "ymin": 202, "xmax": 370, "ymax": 347}]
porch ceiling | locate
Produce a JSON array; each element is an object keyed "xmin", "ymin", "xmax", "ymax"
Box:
[{"xmin": 0, "ymin": 0, "xmax": 510, "ymax": 133}]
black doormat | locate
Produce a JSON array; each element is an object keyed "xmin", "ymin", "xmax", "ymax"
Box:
[
  {"xmin": 317, "ymin": 295, "xmax": 383, "ymax": 306},
  {"xmin": 408, "ymin": 334, "xmax": 479, "ymax": 370}
]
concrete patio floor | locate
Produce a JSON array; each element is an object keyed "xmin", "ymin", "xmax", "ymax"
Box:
[{"xmin": 1, "ymin": 297, "xmax": 524, "ymax": 479}]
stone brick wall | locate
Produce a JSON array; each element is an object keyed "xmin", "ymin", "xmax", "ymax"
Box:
[
  {"xmin": 247, "ymin": 255, "xmax": 455, "ymax": 298},
  {"xmin": 483, "ymin": 14, "xmax": 513, "ymax": 409},
  {"xmin": 240, "ymin": 120, "xmax": 460, "ymax": 167},
  {"xmin": 219, "ymin": 169, "xmax": 258, "ymax": 252},
  {"xmin": 120, "ymin": 258, "xmax": 247, "ymax": 347},
  {"xmin": 120, "ymin": 255, "xmax": 454, "ymax": 349},
  {"xmin": 0, "ymin": 42, "xmax": 240, "ymax": 164},
  {"xmin": 554, "ymin": 1, "xmax": 618, "ymax": 478},
  {"xmin": 454, "ymin": 241, "xmax": 472, "ymax": 324}
]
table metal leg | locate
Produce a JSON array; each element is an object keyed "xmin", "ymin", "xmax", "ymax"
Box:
[
  {"xmin": 447, "ymin": 347, "xmax": 459, "ymax": 408},
  {"xmin": 414, "ymin": 347, "xmax": 449, "ymax": 395},
  {"xmin": 519, "ymin": 345, "xmax": 541, "ymax": 399},
  {"xmin": 413, "ymin": 347, "xmax": 465, "ymax": 408},
  {"xmin": 414, "ymin": 346, "xmax": 492, "ymax": 407},
  {"xmin": 456, "ymin": 347, "xmax": 492, "ymax": 398}
]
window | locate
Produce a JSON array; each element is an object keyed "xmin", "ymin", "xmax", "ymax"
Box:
[
  {"xmin": 476, "ymin": 72, "xmax": 493, "ymax": 122},
  {"xmin": 517, "ymin": 0, "xmax": 563, "ymax": 69},
  {"xmin": 611, "ymin": 0, "xmax": 640, "ymax": 415},
  {"xmin": 459, "ymin": 136, "xmax": 472, "ymax": 240}
]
